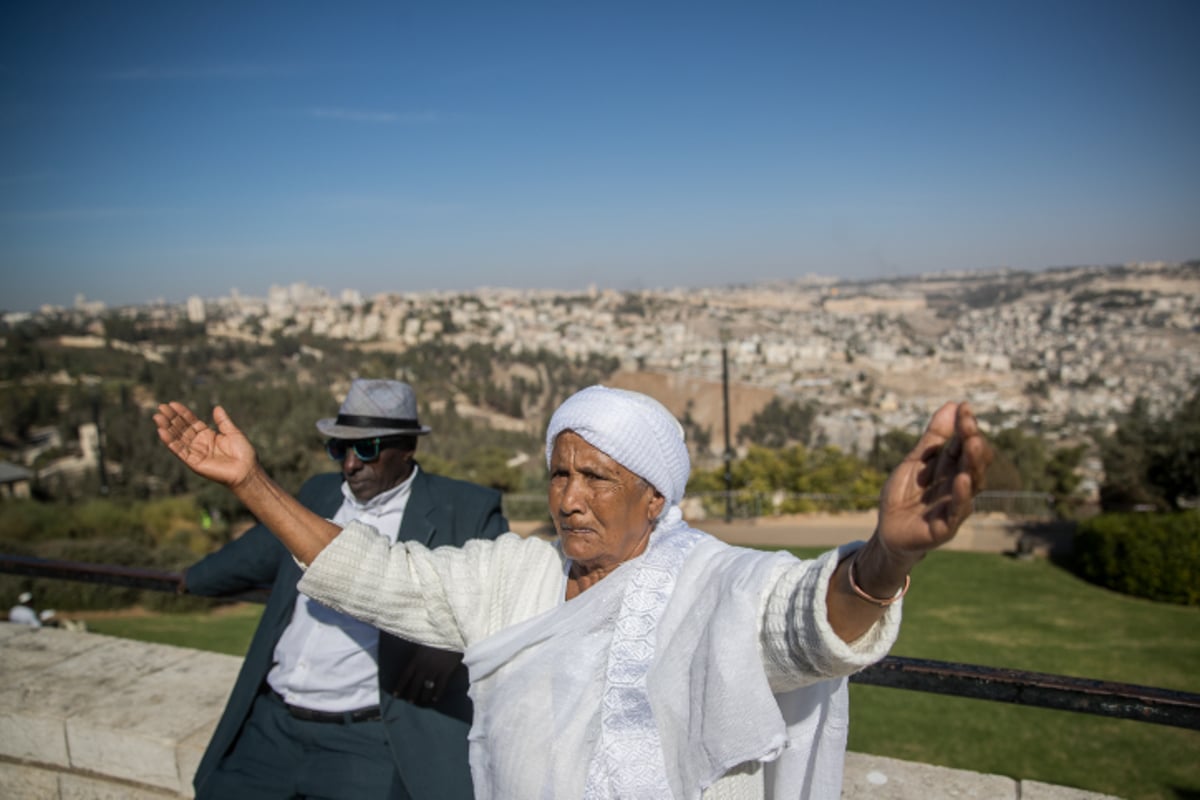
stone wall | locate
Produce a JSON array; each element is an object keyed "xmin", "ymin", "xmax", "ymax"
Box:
[
  {"xmin": 0, "ymin": 623, "xmax": 238, "ymax": 798},
  {"xmin": 0, "ymin": 622, "xmax": 1118, "ymax": 799}
]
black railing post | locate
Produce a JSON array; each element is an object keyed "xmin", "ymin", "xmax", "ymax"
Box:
[{"xmin": 721, "ymin": 332, "xmax": 733, "ymax": 523}]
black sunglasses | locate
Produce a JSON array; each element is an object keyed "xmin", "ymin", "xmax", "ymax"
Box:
[{"xmin": 325, "ymin": 437, "xmax": 407, "ymax": 463}]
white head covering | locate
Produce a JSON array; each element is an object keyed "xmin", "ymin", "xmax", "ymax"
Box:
[{"xmin": 545, "ymin": 385, "xmax": 690, "ymax": 522}]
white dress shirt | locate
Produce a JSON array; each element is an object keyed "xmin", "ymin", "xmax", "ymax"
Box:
[{"xmin": 267, "ymin": 466, "xmax": 418, "ymax": 712}]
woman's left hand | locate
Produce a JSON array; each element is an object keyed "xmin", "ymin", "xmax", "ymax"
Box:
[{"xmin": 875, "ymin": 402, "xmax": 994, "ymax": 562}]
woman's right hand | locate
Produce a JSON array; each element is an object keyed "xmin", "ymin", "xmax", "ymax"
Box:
[
  {"xmin": 154, "ymin": 402, "xmax": 258, "ymax": 490},
  {"xmin": 155, "ymin": 401, "xmax": 341, "ymax": 566}
]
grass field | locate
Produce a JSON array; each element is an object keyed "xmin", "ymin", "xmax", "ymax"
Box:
[
  {"xmin": 84, "ymin": 550, "xmax": 1200, "ymax": 800},
  {"xmin": 84, "ymin": 603, "xmax": 263, "ymax": 656},
  {"xmin": 792, "ymin": 548, "xmax": 1200, "ymax": 800}
]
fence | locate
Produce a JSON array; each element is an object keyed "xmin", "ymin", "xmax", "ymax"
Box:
[{"xmin": 2, "ymin": 552, "xmax": 1197, "ymax": 732}]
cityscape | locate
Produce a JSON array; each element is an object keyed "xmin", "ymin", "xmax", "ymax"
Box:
[{"xmin": 5, "ymin": 258, "xmax": 1198, "ymax": 503}]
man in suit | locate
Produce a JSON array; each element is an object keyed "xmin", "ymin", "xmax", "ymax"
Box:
[{"xmin": 183, "ymin": 379, "xmax": 508, "ymax": 799}]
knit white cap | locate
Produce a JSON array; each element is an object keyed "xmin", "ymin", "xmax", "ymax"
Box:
[{"xmin": 545, "ymin": 385, "xmax": 690, "ymax": 519}]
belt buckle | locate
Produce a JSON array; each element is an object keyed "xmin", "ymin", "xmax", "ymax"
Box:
[{"xmin": 350, "ymin": 707, "xmax": 383, "ymax": 723}]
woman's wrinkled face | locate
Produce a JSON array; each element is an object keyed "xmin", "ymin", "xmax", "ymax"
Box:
[{"xmin": 548, "ymin": 431, "xmax": 665, "ymax": 573}]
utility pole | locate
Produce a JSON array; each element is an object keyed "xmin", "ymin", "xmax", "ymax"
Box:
[
  {"xmin": 92, "ymin": 393, "xmax": 110, "ymax": 496},
  {"xmin": 721, "ymin": 330, "xmax": 733, "ymax": 523}
]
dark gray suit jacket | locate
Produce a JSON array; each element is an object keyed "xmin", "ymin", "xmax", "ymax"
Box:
[{"xmin": 185, "ymin": 468, "xmax": 508, "ymax": 799}]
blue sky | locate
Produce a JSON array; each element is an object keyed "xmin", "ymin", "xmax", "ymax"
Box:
[{"xmin": 3, "ymin": 1, "xmax": 1198, "ymax": 312}]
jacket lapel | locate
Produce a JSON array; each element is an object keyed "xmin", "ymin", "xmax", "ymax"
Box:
[
  {"xmin": 397, "ymin": 467, "xmax": 441, "ymax": 546},
  {"xmin": 311, "ymin": 479, "xmax": 345, "ymax": 519},
  {"xmin": 271, "ymin": 475, "xmax": 346, "ymax": 633}
]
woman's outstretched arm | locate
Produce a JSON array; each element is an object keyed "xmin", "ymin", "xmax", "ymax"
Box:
[
  {"xmin": 154, "ymin": 401, "xmax": 340, "ymax": 565},
  {"xmin": 826, "ymin": 401, "xmax": 994, "ymax": 642}
]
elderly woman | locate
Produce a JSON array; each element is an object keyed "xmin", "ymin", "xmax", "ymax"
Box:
[{"xmin": 156, "ymin": 385, "xmax": 992, "ymax": 800}]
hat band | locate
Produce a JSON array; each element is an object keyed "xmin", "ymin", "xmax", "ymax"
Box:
[{"xmin": 335, "ymin": 413, "xmax": 420, "ymax": 431}]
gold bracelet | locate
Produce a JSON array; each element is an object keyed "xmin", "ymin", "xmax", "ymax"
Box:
[{"xmin": 848, "ymin": 555, "xmax": 910, "ymax": 607}]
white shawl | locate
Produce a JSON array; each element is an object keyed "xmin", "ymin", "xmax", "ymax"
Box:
[{"xmin": 463, "ymin": 521, "xmax": 850, "ymax": 800}]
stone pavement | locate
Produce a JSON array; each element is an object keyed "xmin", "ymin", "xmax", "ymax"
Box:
[{"xmin": 0, "ymin": 622, "xmax": 1119, "ymax": 799}]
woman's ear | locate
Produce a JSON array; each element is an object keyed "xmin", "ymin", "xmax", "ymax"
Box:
[{"xmin": 647, "ymin": 490, "xmax": 665, "ymax": 521}]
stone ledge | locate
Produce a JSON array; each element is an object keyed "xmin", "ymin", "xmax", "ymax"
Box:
[
  {"xmin": 0, "ymin": 759, "xmax": 182, "ymax": 800},
  {"xmin": 844, "ymin": 753, "xmax": 1120, "ymax": 799},
  {"xmin": 0, "ymin": 623, "xmax": 1122, "ymax": 799},
  {"xmin": 0, "ymin": 623, "xmax": 237, "ymax": 796}
]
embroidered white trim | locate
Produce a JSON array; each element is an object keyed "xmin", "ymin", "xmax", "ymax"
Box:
[{"xmin": 583, "ymin": 524, "xmax": 704, "ymax": 799}]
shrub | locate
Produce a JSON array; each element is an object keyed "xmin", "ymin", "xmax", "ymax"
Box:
[
  {"xmin": 69, "ymin": 499, "xmax": 148, "ymax": 543},
  {"xmin": 1073, "ymin": 511, "xmax": 1200, "ymax": 605},
  {"xmin": 0, "ymin": 499, "xmax": 73, "ymax": 543}
]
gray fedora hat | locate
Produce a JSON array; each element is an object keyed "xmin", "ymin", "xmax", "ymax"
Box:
[{"xmin": 316, "ymin": 379, "xmax": 432, "ymax": 439}]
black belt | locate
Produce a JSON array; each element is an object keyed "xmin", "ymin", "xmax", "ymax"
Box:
[{"xmin": 270, "ymin": 690, "xmax": 382, "ymax": 724}]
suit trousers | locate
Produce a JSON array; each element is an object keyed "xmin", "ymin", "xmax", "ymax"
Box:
[{"xmin": 198, "ymin": 690, "xmax": 411, "ymax": 800}]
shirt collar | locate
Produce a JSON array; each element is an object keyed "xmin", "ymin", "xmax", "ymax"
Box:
[{"xmin": 340, "ymin": 463, "xmax": 420, "ymax": 512}]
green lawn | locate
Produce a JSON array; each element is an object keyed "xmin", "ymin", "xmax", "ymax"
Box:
[
  {"xmin": 788, "ymin": 547, "xmax": 1200, "ymax": 800},
  {"xmin": 87, "ymin": 550, "xmax": 1199, "ymax": 800},
  {"xmin": 86, "ymin": 604, "xmax": 263, "ymax": 656}
]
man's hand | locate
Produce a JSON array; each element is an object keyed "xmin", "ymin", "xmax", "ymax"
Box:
[
  {"xmin": 154, "ymin": 402, "xmax": 258, "ymax": 490},
  {"xmin": 388, "ymin": 644, "xmax": 465, "ymax": 707},
  {"xmin": 875, "ymin": 402, "xmax": 994, "ymax": 562}
]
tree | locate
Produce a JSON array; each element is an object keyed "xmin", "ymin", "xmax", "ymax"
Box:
[
  {"xmin": 737, "ymin": 398, "xmax": 817, "ymax": 449},
  {"xmin": 423, "ymin": 446, "xmax": 525, "ymax": 493},
  {"xmin": 1045, "ymin": 445, "xmax": 1086, "ymax": 513},
  {"xmin": 868, "ymin": 429, "xmax": 919, "ymax": 475},
  {"xmin": 990, "ymin": 428, "xmax": 1051, "ymax": 492},
  {"xmin": 987, "ymin": 427, "xmax": 1086, "ymax": 510},
  {"xmin": 679, "ymin": 402, "xmax": 712, "ymax": 455},
  {"xmin": 687, "ymin": 442, "xmax": 884, "ymax": 513},
  {"xmin": 1100, "ymin": 397, "xmax": 1168, "ymax": 511},
  {"xmin": 1146, "ymin": 383, "xmax": 1200, "ymax": 508},
  {"xmin": 1099, "ymin": 384, "xmax": 1200, "ymax": 512}
]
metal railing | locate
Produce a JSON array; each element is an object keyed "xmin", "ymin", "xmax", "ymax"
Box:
[{"xmin": 3, "ymin": 552, "xmax": 1198, "ymax": 731}]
